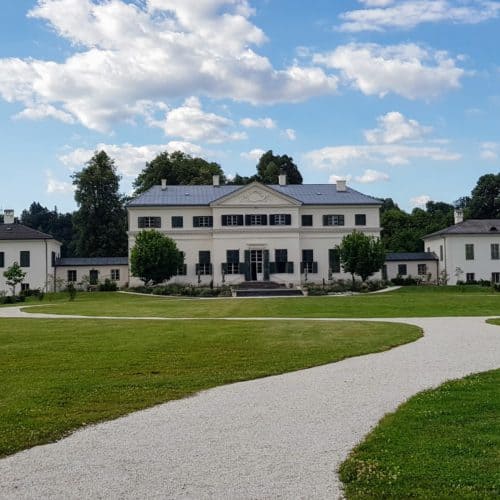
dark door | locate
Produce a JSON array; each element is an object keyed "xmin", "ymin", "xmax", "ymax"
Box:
[
  {"xmin": 251, "ymin": 263, "xmax": 258, "ymax": 281},
  {"xmin": 89, "ymin": 269, "xmax": 99, "ymax": 285}
]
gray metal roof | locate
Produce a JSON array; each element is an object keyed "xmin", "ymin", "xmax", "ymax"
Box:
[
  {"xmin": 56, "ymin": 257, "xmax": 128, "ymax": 267},
  {"xmin": 0, "ymin": 224, "xmax": 56, "ymax": 241},
  {"xmin": 127, "ymin": 183, "xmax": 382, "ymax": 207},
  {"xmin": 424, "ymin": 219, "xmax": 500, "ymax": 239},
  {"xmin": 386, "ymin": 252, "xmax": 438, "ymax": 262}
]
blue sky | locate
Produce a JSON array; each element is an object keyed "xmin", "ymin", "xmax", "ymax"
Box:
[{"xmin": 1, "ymin": 0, "xmax": 499, "ymax": 215}]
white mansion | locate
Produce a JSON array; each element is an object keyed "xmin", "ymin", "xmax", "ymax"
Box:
[{"xmin": 127, "ymin": 176, "xmax": 383, "ymax": 287}]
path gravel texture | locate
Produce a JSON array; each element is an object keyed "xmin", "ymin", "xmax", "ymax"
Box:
[{"xmin": 0, "ymin": 309, "xmax": 499, "ymax": 499}]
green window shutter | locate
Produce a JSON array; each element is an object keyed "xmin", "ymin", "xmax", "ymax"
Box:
[
  {"xmin": 237, "ymin": 215, "xmax": 244, "ymax": 225},
  {"xmin": 323, "ymin": 215, "xmax": 328, "ymax": 226},
  {"xmin": 244, "ymin": 250, "xmax": 251, "ymax": 280},
  {"xmin": 285, "ymin": 214, "xmax": 291, "ymax": 225},
  {"xmin": 193, "ymin": 216, "xmax": 199, "ymax": 228},
  {"xmin": 286, "ymin": 262, "xmax": 294, "ymax": 274},
  {"xmin": 208, "ymin": 216, "xmax": 213, "ymax": 227},
  {"xmin": 261, "ymin": 214, "xmax": 268, "ymax": 225},
  {"xmin": 269, "ymin": 262, "xmax": 276, "ymax": 274},
  {"xmin": 263, "ymin": 250, "xmax": 270, "ymax": 281},
  {"xmin": 329, "ymin": 249, "xmax": 341, "ymax": 273},
  {"xmin": 221, "ymin": 263, "xmax": 228, "ymax": 274},
  {"xmin": 245, "ymin": 215, "xmax": 251, "ymax": 225},
  {"xmin": 269, "ymin": 215, "xmax": 276, "ymax": 226},
  {"xmin": 222, "ymin": 215, "xmax": 228, "ymax": 226},
  {"xmin": 312, "ymin": 262, "xmax": 318, "ymax": 273}
]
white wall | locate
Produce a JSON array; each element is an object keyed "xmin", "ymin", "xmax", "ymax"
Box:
[
  {"xmin": 0, "ymin": 239, "xmax": 61, "ymax": 294},
  {"xmin": 384, "ymin": 260, "xmax": 438, "ymax": 282},
  {"xmin": 54, "ymin": 265, "xmax": 129, "ymax": 290}
]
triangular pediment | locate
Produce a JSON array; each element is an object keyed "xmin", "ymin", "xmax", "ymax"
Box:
[{"xmin": 211, "ymin": 182, "xmax": 302, "ymax": 207}]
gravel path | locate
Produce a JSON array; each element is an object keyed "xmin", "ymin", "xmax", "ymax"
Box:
[{"xmin": 0, "ymin": 310, "xmax": 499, "ymax": 499}]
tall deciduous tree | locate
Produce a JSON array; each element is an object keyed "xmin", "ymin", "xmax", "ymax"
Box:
[
  {"xmin": 338, "ymin": 231, "xmax": 385, "ymax": 283},
  {"xmin": 464, "ymin": 173, "xmax": 500, "ymax": 219},
  {"xmin": 133, "ymin": 151, "xmax": 225, "ymax": 194},
  {"xmin": 130, "ymin": 230, "xmax": 183, "ymax": 285},
  {"xmin": 255, "ymin": 150, "xmax": 303, "ymax": 184},
  {"xmin": 72, "ymin": 151, "xmax": 127, "ymax": 257}
]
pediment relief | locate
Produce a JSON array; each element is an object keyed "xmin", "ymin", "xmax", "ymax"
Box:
[{"xmin": 212, "ymin": 183, "xmax": 301, "ymax": 207}]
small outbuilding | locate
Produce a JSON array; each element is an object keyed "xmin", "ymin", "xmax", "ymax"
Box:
[{"xmin": 383, "ymin": 252, "xmax": 439, "ymax": 283}]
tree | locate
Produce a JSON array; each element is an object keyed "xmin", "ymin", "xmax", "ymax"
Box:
[
  {"xmin": 130, "ymin": 230, "xmax": 184, "ymax": 285},
  {"xmin": 255, "ymin": 150, "xmax": 303, "ymax": 184},
  {"xmin": 133, "ymin": 151, "xmax": 225, "ymax": 194},
  {"xmin": 3, "ymin": 262, "xmax": 26, "ymax": 296},
  {"xmin": 465, "ymin": 173, "xmax": 500, "ymax": 219},
  {"xmin": 72, "ymin": 151, "xmax": 128, "ymax": 257},
  {"xmin": 338, "ymin": 231, "xmax": 385, "ymax": 283}
]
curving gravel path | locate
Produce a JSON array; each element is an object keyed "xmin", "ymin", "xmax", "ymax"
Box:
[{"xmin": 0, "ymin": 309, "xmax": 499, "ymax": 499}]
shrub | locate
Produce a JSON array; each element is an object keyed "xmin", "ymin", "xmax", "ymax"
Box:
[{"xmin": 98, "ymin": 279, "xmax": 118, "ymax": 292}]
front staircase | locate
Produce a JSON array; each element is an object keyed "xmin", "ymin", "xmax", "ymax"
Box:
[{"xmin": 233, "ymin": 281, "xmax": 304, "ymax": 297}]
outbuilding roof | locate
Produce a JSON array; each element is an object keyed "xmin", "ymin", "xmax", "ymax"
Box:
[
  {"xmin": 424, "ymin": 219, "xmax": 500, "ymax": 239},
  {"xmin": 386, "ymin": 252, "xmax": 438, "ymax": 262},
  {"xmin": 55, "ymin": 257, "xmax": 128, "ymax": 267},
  {"xmin": 127, "ymin": 182, "xmax": 382, "ymax": 207},
  {"xmin": 0, "ymin": 223, "xmax": 56, "ymax": 241}
]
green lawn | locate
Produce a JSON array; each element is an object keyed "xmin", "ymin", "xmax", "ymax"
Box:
[
  {"xmin": 340, "ymin": 370, "xmax": 500, "ymax": 499},
  {"xmin": 23, "ymin": 286, "xmax": 500, "ymax": 318},
  {"xmin": 0, "ymin": 318, "xmax": 420, "ymax": 458}
]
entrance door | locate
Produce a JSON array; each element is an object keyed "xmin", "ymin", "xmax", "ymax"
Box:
[{"xmin": 250, "ymin": 250, "xmax": 263, "ymax": 281}]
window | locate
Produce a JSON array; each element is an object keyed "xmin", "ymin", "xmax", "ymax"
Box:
[
  {"xmin": 111, "ymin": 269, "xmax": 120, "ymax": 281},
  {"xmin": 329, "ymin": 249, "xmax": 341, "ymax": 273},
  {"xmin": 355, "ymin": 214, "xmax": 367, "ymax": 226},
  {"xmin": 323, "ymin": 214, "xmax": 345, "ymax": 226},
  {"xmin": 138, "ymin": 216, "xmax": 161, "ymax": 228},
  {"xmin": 417, "ymin": 264, "xmax": 427, "ymax": 275},
  {"xmin": 67, "ymin": 270, "xmax": 77, "ymax": 282},
  {"xmin": 51, "ymin": 251, "xmax": 56, "ymax": 267},
  {"xmin": 0, "ymin": 252, "xmax": 4, "ymax": 268},
  {"xmin": 196, "ymin": 251, "xmax": 212, "ymax": 275},
  {"xmin": 466, "ymin": 273, "xmax": 475, "ymax": 283},
  {"xmin": 21, "ymin": 283, "xmax": 30, "ymax": 292},
  {"xmin": 245, "ymin": 214, "xmax": 267, "ymax": 226},
  {"xmin": 20, "ymin": 251, "xmax": 30, "ymax": 267},
  {"xmin": 222, "ymin": 215, "xmax": 244, "ymax": 226},
  {"xmin": 465, "ymin": 244, "xmax": 474, "ymax": 260},
  {"xmin": 193, "ymin": 216, "xmax": 213, "ymax": 228},
  {"xmin": 175, "ymin": 252, "xmax": 187, "ymax": 276},
  {"xmin": 225, "ymin": 250, "xmax": 240, "ymax": 274},
  {"xmin": 491, "ymin": 243, "xmax": 499, "ymax": 260},
  {"xmin": 270, "ymin": 214, "xmax": 291, "ymax": 226},
  {"xmin": 89, "ymin": 270, "xmax": 99, "ymax": 285},
  {"xmin": 439, "ymin": 245, "xmax": 443, "ymax": 261},
  {"xmin": 492, "ymin": 272, "xmax": 500, "ymax": 284},
  {"xmin": 172, "ymin": 216, "xmax": 183, "ymax": 228},
  {"xmin": 398, "ymin": 264, "xmax": 407, "ymax": 276},
  {"xmin": 275, "ymin": 249, "xmax": 288, "ymax": 273},
  {"xmin": 301, "ymin": 249, "xmax": 317, "ymax": 274},
  {"xmin": 301, "ymin": 215, "xmax": 313, "ymax": 226}
]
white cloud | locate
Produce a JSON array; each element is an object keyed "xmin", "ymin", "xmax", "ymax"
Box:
[
  {"xmin": 240, "ymin": 117, "xmax": 276, "ymax": 129},
  {"xmin": 355, "ymin": 169, "xmax": 390, "ymax": 183},
  {"xmin": 283, "ymin": 128, "xmax": 297, "ymax": 141},
  {"xmin": 313, "ymin": 43, "xmax": 465, "ymax": 99},
  {"xmin": 241, "ymin": 148, "xmax": 266, "ymax": 161},
  {"xmin": 59, "ymin": 141, "xmax": 204, "ymax": 178},
  {"xmin": 14, "ymin": 104, "xmax": 76, "ymax": 124},
  {"xmin": 0, "ymin": 0, "xmax": 338, "ymax": 132},
  {"xmin": 364, "ymin": 112, "xmax": 432, "ymax": 144},
  {"xmin": 340, "ymin": 1, "xmax": 500, "ymax": 32},
  {"xmin": 150, "ymin": 97, "xmax": 246, "ymax": 143},
  {"xmin": 46, "ymin": 170, "xmax": 73, "ymax": 194},
  {"xmin": 410, "ymin": 194, "xmax": 432, "ymax": 207},
  {"xmin": 329, "ymin": 174, "xmax": 353, "ymax": 183},
  {"xmin": 480, "ymin": 142, "xmax": 499, "ymax": 160}
]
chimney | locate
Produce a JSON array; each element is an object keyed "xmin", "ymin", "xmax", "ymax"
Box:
[
  {"xmin": 3, "ymin": 209, "xmax": 14, "ymax": 224},
  {"xmin": 161, "ymin": 179, "xmax": 167, "ymax": 191},
  {"xmin": 278, "ymin": 173, "xmax": 287, "ymax": 186},
  {"xmin": 213, "ymin": 174, "xmax": 220, "ymax": 187},
  {"xmin": 454, "ymin": 208, "xmax": 464, "ymax": 225},
  {"xmin": 336, "ymin": 180, "xmax": 347, "ymax": 192}
]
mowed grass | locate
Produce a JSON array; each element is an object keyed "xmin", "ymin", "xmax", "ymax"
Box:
[
  {"xmin": 340, "ymin": 369, "xmax": 500, "ymax": 499},
  {"xmin": 0, "ymin": 318, "xmax": 420, "ymax": 458},
  {"xmin": 24, "ymin": 286, "xmax": 500, "ymax": 318}
]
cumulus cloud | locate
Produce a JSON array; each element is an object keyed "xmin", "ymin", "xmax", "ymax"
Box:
[
  {"xmin": 0, "ymin": 0, "xmax": 338, "ymax": 132},
  {"xmin": 305, "ymin": 111, "xmax": 460, "ymax": 174},
  {"xmin": 240, "ymin": 117, "xmax": 276, "ymax": 129},
  {"xmin": 355, "ymin": 169, "xmax": 390, "ymax": 183},
  {"xmin": 59, "ymin": 141, "xmax": 204, "ymax": 178},
  {"xmin": 46, "ymin": 170, "xmax": 73, "ymax": 194},
  {"xmin": 282, "ymin": 128, "xmax": 297, "ymax": 141},
  {"xmin": 329, "ymin": 174, "xmax": 353, "ymax": 183},
  {"xmin": 313, "ymin": 43, "xmax": 465, "ymax": 100},
  {"xmin": 340, "ymin": 0, "xmax": 500, "ymax": 32},
  {"xmin": 364, "ymin": 112, "xmax": 432, "ymax": 144},
  {"xmin": 149, "ymin": 97, "xmax": 246, "ymax": 143},
  {"xmin": 410, "ymin": 194, "xmax": 432, "ymax": 207},
  {"xmin": 14, "ymin": 104, "xmax": 75, "ymax": 124},
  {"xmin": 241, "ymin": 148, "xmax": 266, "ymax": 161},
  {"xmin": 480, "ymin": 142, "xmax": 499, "ymax": 160}
]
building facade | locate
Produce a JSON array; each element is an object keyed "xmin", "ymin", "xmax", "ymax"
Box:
[
  {"xmin": 383, "ymin": 252, "xmax": 439, "ymax": 283},
  {"xmin": 423, "ymin": 216, "xmax": 500, "ymax": 285},
  {"xmin": 127, "ymin": 178, "xmax": 382, "ymax": 287},
  {"xmin": 0, "ymin": 210, "xmax": 61, "ymax": 294}
]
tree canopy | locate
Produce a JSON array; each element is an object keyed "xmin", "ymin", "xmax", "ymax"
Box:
[
  {"xmin": 130, "ymin": 230, "xmax": 184, "ymax": 285},
  {"xmin": 72, "ymin": 151, "xmax": 127, "ymax": 257},
  {"xmin": 133, "ymin": 151, "xmax": 225, "ymax": 194},
  {"xmin": 255, "ymin": 150, "xmax": 303, "ymax": 184},
  {"xmin": 461, "ymin": 173, "xmax": 500, "ymax": 219},
  {"xmin": 338, "ymin": 231, "xmax": 386, "ymax": 282}
]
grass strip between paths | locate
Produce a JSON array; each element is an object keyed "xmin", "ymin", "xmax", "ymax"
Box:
[
  {"xmin": 340, "ymin": 369, "xmax": 500, "ymax": 499},
  {"xmin": 0, "ymin": 318, "xmax": 420, "ymax": 458}
]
